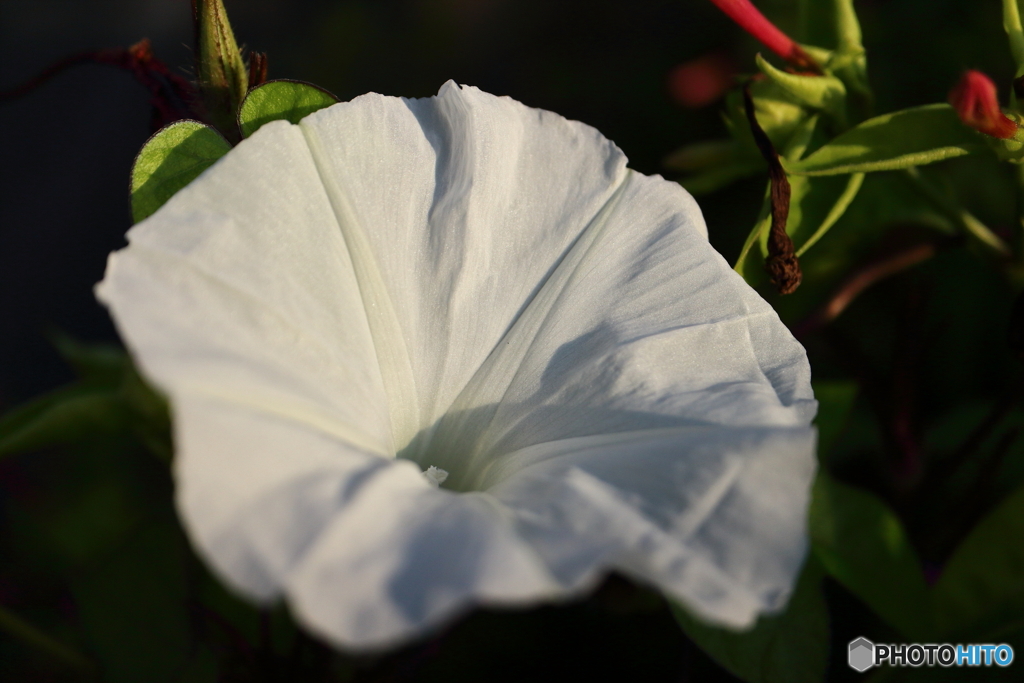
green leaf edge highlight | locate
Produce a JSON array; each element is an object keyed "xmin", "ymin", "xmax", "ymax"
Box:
[
  {"xmin": 785, "ymin": 104, "xmax": 987, "ymax": 176},
  {"xmin": 795, "ymin": 172, "xmax": 864, "ymax": 257},
  {"xmin": 130, "ymin": 120, "xmax": 231, "ymax": 224},
  {"xmin": 238, "ymin": 79, "xmax": 341, "ymax": 139}
]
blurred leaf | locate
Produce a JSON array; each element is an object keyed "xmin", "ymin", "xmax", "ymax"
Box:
[
  {"xmin": 131, "ymin": 120, "xmax": 231, "ymax": 223},
  {"xmin": 73, "ymin": 521, "xmax": 193, "ymax": 683},
  {"xmin": 723, "ymin": 80, "xmax": 813, "ymax": 154},
  {"xmin": 238, "ymin": 80, "xmax": 339, "ymax": 139},
  {"xmin": 680, "ymin": 161, "xmax": 764, "ymax": 196},
  {"xmin": 811, "ymin": 380, "xmax": 858, "ymax": 458},
  {"xmin": 664, "ymin": 140, "xmax": 742, "ymax": 173},
  {"xmin": 50, "ymin": 331, "xmax": 129, "ymax": 387},
  {"xmin": 756, "ymin": 54, "xmax": 847, "ymax": 128},
  {"xmin": 809, "ymin": 473, "xmax": 932, "ymax": 639},
  {"xmin": 786, "ymin": 105, "xmax": 987, "ymax": 176},
  {"xmin": 671, "ymin": 559, "xmax": 828, "ymax": 683},
  {"xmin": 932, "ymin": 483, "xmax": 1024, "ymax": 638},
  {"xmin": 0, "ymin": 387, "xmax": 129, "ymax": 460}
]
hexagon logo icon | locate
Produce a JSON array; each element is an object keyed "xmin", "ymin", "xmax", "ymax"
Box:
[{"xmin": 848, "ymin": 637, "xmax": 875, "ymax": 672}]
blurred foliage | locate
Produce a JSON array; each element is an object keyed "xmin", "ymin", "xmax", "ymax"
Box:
[{"xmin": 3, "ymin": 0, "xmax": 1024, "ymax": 681}]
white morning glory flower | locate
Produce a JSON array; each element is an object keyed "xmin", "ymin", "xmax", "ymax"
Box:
[{"xmin": 96, "ymin": 81, "xmax": 816, "ymax": 650}]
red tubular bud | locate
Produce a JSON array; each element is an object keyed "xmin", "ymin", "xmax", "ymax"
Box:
[
  {"xmin": 707, "ymin": 0, "xmax": 819, "ymax": 72},
  {"xmin": 949, "ymin": 70, "xmax": 1018, "ymax": 139}
]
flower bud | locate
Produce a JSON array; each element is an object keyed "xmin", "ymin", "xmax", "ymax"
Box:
[
  {"xmin": 193, "ymin": 0, "xmax": 248, "ymax": 141},
  {"xmin": 707, "ymin": 0, "xmax": 819, "ymax": 72},
  {"xmin": 949, "ymin": 70, "xmax": 1019, "ymax": 139}
]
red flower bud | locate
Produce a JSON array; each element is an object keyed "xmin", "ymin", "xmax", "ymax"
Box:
[
  {"xmin": 707, "ymin": 0, "xmax": 819, "ymax": 72},
  {"xmin": 949, "ymin": 70, "xmax": 1018, "ymax": 140}
]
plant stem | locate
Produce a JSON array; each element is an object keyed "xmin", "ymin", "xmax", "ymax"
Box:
[
  {"xmin": 1004, "ymin": 0, "xmax": 1024, "ymax": 77},
  {"xmin": 0, "ymin": 604, "xmax": 94, "ymax": 672}
]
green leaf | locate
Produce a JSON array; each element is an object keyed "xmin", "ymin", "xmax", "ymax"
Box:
[
  {"xmin": 238, "ymin": 79, "xmax": 340, "ymax": 138},
  {"xmin": 756, "ymin": 54, "xmax": 847, "ymax": 128},
  {"xmin": 672, "ymin": 559, "xmax": 829, "ymax": 683},
  {"xmin": 809, "ymin": 473, "xmax": 932, "ymax": 639},
  {"xmin": 792, "ymin": 172, "xmax": 865, "ymax": 257},
  {"xmin": 785, "ymin": 105, "xmax": 988, "ymax": 176},
  {"xmin": 932, "ymin": 483, "xmax": 1024, "ymax": 638},
  {"xmin": 131, "ymin": 120, "xmax": 231, "ymax": 223},
  {"xmin": 811, "ymin": 380, "xmax": 858, "ymax": 458},
  {"xmin": 679, "ymin": 161, "xmax": 764, "ymax": 196},
  {"xmin": 50, "ymin": 330, "xmax": 129, "ymax": 386},
  {"xmin": 0, "ymin": 387, "xmax": 129, "ymax": 460}
]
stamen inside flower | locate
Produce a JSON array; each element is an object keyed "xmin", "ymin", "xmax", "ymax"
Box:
[{"xmin": 423, "ymin": 466, "xmax": 449, "ymax": 487}]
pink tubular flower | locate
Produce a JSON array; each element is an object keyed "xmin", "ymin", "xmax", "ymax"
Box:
[
  {"xmin": 949, "ymin": 70, "xmax": 1018, "ymax": 139},
  {"xmin": 708, "ymin": 0, "xmax": 819, "ymax": 72}
]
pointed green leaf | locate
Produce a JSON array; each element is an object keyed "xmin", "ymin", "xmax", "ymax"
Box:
[
  {"xmin": 50, "ymin": 331, "xmax": 129, "ymax": 386},
  {"xmin": 831, "ymin": 0, "xmax": 864, "ymax": 54},
  {"xmin": 933, "ymin": 483, "xmax": 1024, "ymax": 638},
  {"xmin": 793, "ymin": 172, "xmax": 864, "ymax": 256},
  {"xmin": 0, "ymin": 388, "xmax": 130, "ymax": 459},
  {"xmin": 131, "ymin": 120, "xmax": 231, "ymax": 223},
  {"xmin": 809, "ymin": 473, "xmax": 932, "ymax": 639},
  {"xmin": 238, "ymin": 79, "xmax": 340, "ymax": 138},
  {"xmin": 756, "ymin": 54, "xmax": 847, "ymax": 127},
  {"xmin": 787, "ymin": 104, "xmax": 987, "ymax": 176},
  {"xmin": 672, "ymin": 559, "xmax": 828, "ymax": 683}
]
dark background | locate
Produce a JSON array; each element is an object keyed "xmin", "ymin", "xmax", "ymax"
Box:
[
  {"xmin": 1, "ymin": 0, "xmax": 1010, "ymax": 408},
  {"xmin": 1, "ymin": 1, "xmax": 1020, "ymax": 681}
]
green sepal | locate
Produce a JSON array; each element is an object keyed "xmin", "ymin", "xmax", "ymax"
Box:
[
  {"xmin": 809, "ymin": 473, "xmax": 932, "ymax": 640},
  {"xmin": 671, "ymin": 558, "xmax": 829, "ymax": 683},
  {"xmin": 238, "ymin": 79, "xmax": 340, "ymax": 138},
  {"xmin": 130, "ymin": 120, "xmax": 231, "ymax": 223},
  {"xmin": 756, "ymin": 54, "xmax": 848, "ymax": 129},
  {"xmin": 932, "ymin": 483, "xmax": 1024, "ymax": 638},
  {"xmin": 785, "ymin": 104, "xmax": 987, "ymax": 176},
  {"xmin": 194, "ymin": 0, "xmax": 249, "ymax": 141}
]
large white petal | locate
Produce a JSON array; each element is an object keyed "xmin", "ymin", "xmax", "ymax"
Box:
[
  {"xmin": 97, "ymin": 81, "xmax": 817, "ymax": 649},
  {"xmin": 486, "ymin": 426, "xmax": 816, "ymax": 629},
  {"xmin": 297, "ymin": 82, "xmax": 628, "ymax": 450}
]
